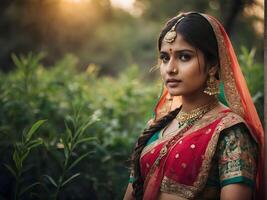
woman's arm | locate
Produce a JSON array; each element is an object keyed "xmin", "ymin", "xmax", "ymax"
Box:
[
  {"xmin": 221, "ymin": 183, "xmax": 252, "ymax": 200},
  {"xmin": 123, "ymin": 183, "xmax": 134, "ymax": 200},
  {"xmin": 217, "ymin": 123, "xmax": 258, "ymax": 200}
]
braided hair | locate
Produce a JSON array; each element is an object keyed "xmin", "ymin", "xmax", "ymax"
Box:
[
  {"xmin": 131, "ymin": 107, "xmax": 181, "ymax": 199},
  {"xmin": 131, "ymin": 13, "xmax": 219, "ymax": 199}
]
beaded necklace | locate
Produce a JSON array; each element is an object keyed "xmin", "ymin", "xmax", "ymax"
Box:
[{"xmin": 155, "ymin": 100, "xmax": 219, "ymax": 166}]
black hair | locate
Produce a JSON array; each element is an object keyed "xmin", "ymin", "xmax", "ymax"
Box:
[
  {"xmin": 158, "ymin": 13, "xmax": 219, "ymax": 70},
  {"xmin": 131, "ymin": 107, "xmax": 181, "ymax": 199},
  {"xmin": 131, "ymin": 13, "xmax": 219, "ymax": 200}
]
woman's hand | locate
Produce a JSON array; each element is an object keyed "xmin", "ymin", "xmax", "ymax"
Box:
[{"xmin": 220, "ymin": 183, "xmax": 252, "ymax": 200}]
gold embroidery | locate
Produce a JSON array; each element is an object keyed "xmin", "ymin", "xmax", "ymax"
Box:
[
  {"xmin": 218, "ymin": 126, "xmax": 257, "ymax": 181},
  {"xmin": 141, "ymin": 111, "xmax": 237, "ymax": 158},
  {"xmin": 159, "ymin": 112, "xmax": 246, "ymax": 198},
  {"xmin": 193, "ymin": 112, "xmax": 246, "ymax": 190},
  {"xmin": 202, "ymin": 14, "xmax": 245, "ymax": 118},
  {"xmin": 160, "ymin": 176, "xmax": 197, "ymax": 199}
]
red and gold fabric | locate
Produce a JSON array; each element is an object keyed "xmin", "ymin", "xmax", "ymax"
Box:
[
  {"xmin": 150, "ymin": 12, "xmax": 264, "ymax": 199},
  {"xmin": 139, "ymin": 110, "xmax": 258, "ymax": 199}
]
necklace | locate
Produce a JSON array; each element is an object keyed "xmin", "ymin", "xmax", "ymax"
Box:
[
  {"xmin": 176, "ymin": 100, "xmax": 219, "ymax": 128},
  {"xmin": 155, "ymin": 100, "xmax": 219, "ymax": 167}
]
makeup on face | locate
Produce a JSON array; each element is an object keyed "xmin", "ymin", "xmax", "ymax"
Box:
[
  {"xmin": 159, "ymin": 49, "xmax": 196, "ymax": 64},
  {"xmin": 159, "ymin": 34, "xmax": 208, "ymax": 97}
]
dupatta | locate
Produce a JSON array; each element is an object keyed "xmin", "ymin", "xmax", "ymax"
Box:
[{"xmin": 148, "ymin": 13, "xmax": 264, "ymax": 199}]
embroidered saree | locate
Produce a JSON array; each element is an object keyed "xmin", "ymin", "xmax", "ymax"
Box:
[
  {"xmin": 138, "ymin": 110, "xmax": 258, "ymax": 199},
  {"xmin": 130, "ymin": 12, "xmax": 264, "ymax": 200}
]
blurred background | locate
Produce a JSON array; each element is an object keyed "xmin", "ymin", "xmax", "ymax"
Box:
[{"xmin": 0, "ymin": 0, "xmax": 264, "ymax": 199}]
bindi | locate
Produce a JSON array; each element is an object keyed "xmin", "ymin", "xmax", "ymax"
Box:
[{"xmin": 169, "ymin": 48, "xmax": 173, "ymax": 54}]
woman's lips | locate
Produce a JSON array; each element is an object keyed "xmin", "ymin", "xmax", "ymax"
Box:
[{"xmin": 166, "ymin": 79, "xmax": 182, "ymax": 87}]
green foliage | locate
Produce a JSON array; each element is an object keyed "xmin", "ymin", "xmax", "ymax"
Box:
[
  {"xmin": 0, "ymin": 0, "xmax": 262, "ymax": 75},
  {"xmin": 239, "ymin": 46, "xmax": 264, "ymax": 97},
  {"xmin": 238, "ymin": 46, "xmax": 264, "ymax": 122},
  {"xmin": 44, "ymin": 109, "xmax": 98, "ymax": 199},
  {"xmin": 4, "ymin": 120, "xmax": 45, "ymax": 200},
  {"xmin": 0, "ymin": 49, "xmax": 263, "ymax": 199},
  {"xmin": 0, "ymin": 53, "xmax": 158, "ymax": 199}
]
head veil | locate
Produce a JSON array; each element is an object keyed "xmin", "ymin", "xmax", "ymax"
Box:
[{"xmin": 153, "ymin": 12, "xmax": 264, "ymax": 199}]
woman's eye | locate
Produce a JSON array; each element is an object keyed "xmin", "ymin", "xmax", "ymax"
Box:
[
  {"xmin": 179, "ymin": 54, "xmax": 191, "ymax": 61},
  {"xmin": 160, "ymin": 55, "xmax": 169, "ymax": 63}
]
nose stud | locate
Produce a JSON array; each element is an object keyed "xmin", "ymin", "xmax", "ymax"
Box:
[{"xmin": 172, "ymin": 69, "xmax": 178, "ymax": 73}]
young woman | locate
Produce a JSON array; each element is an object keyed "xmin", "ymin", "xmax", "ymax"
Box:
[{"xmin": 123, "ymin": 12, "xmax": 264, "ymax": 200}]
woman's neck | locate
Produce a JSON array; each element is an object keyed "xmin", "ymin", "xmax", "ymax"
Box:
[{"xmin": 181, "ymin": 92, "xmax": 217, "ymax": 113}]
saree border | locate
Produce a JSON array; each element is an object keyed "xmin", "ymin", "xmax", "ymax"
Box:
[
  {"xmin": 202, "ymin": 14, "xmax": 245, "ymax": 118},
  {"xmin": 141, "ymin": 108, "xmax": 227, "ymax": 158},
  {"xmin": 159, "ymin": 112, "xmax": 246, "ymax": 199}
]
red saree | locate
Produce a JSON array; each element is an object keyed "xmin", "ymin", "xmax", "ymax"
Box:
[
  {"xmin": 144, "ymin": 12, "xmax": 264, "ymax": 200},
  {"xmin": 141, "ymin": 109, "xmax": 252, "ymax": 199}
]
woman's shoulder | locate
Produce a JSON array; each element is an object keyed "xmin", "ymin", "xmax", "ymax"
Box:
[
  {"xmin": 215, "ymin": 104, "xmax": 259, "ymax": 145},
  {"xmin": 215, "ymin": 104, "xmax": 248, "ymax": 131},
  {"xmin": 207, "ymin": 103, "xmax": 259, "ymax": 143},
  {"xmin": 215, "ymin": 120, "xmax": 258, "ymax": 188}
]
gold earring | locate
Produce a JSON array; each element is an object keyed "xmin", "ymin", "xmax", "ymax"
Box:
[{"xmin": 204, "ymin": 74, "xmax": 219, "ymax": 96}]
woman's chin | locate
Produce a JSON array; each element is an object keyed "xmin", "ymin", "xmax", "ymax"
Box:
[{"xmin": 167, "ymin": 88, "xmax": 183, "ymax": 96}]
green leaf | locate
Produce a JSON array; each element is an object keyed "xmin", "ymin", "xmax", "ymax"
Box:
[
  {"xmin": 26, "ymin": 138, "xmax": 43, "ymax": 150},
  {"xmin": 20, "ymin": 149, "xmax": 30, "ymax": 165},
  {"xmin": 67, "ymin": 151, "xmax": 94, "ymax": 171},
  {"xmin": 43, "ymin": 175, "xmax": 58, "ymax": 188},
  {"xmin": 65, "ymin": 121, "xmax": 73, "ymax": 141},
  {"xmin": 62, "ymin": 173, "xmax": 80, "ymax": 187},
  {"xmin": 19, "ymin": 182, "xmax": 40, "ymax": 196},
  {"xmin": 13, "ymin": 151, "xmax": 22, "ymax": 171},
  {"xmin": 3, "ymin": 164, "xmax": 17, "ymax": 178},
  {"xmin": 26, "ymin": 120, "xmax": 46, "ymax": 142},
  {"xmin": 73, "ymin": 137, "xmax": 97, "ymax": 150},
  {"xmin": 73, "ymin": 120, "xmax": 94, "ymax": 142},
  {"xmin": 61, "ymin": 137, "xmax": 70, "ymax": 160},
  {"xmin": 11, "ymin": 54, "xmax": 23, "ymax": 69},
  {"xmin": 76, "ymin": 137, "xmax": 97, "ymax": 146},
  {"xmin": 22, "ymin": 129, "xmax": 27, "ymax": 143}
]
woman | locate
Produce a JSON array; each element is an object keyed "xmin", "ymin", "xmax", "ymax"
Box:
[{"xmin": 123, "ymin": 12, "xmax": 264, "ymax": 200}]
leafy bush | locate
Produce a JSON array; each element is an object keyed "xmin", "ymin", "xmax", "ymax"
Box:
[
  {"xmin": 0, "ymin": 47, "xmax": 263, "ymax": 199},
  {"xmin": 0, "ymin": 53, "xmax": 158, "ymax": 200}
]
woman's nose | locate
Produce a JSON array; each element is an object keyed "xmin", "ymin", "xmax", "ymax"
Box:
[{"xmin": 166, "ymin": 59, "xmax": 178, "ymax": 74}]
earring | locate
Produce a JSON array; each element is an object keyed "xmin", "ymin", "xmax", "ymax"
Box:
[{"xmin": 204, "ymin": 74, "xmax": 220, "ymax": 96}]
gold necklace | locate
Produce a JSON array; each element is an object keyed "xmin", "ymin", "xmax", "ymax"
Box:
[{"xmin": 176, "ymin": 100, "xmax": 219, "ymax": 128}]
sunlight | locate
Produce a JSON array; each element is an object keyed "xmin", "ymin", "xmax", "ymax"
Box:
[
  {"xmin": 63, "ymin": 0, "xmax": 83, "ymax": 3},
  {"xmin": 110, "ymin": 0, "xmax": 135, "ymax": 10}
]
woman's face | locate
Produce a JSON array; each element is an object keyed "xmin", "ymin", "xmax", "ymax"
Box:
[{"xmin": 159, "ymin": 33, "xmax": 209, "ymax": 97}]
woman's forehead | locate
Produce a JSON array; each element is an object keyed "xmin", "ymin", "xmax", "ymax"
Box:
[{"xmin": 161, "ymin": 34, "xmax": 195, "ymax": 52}]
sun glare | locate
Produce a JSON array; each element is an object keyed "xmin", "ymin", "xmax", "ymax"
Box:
[
  {"xmin": 64, "ymin": 0, "xmax": 83, "ymax": 3},
  {"xmin": 110, "ymin": 0, "xmax": 135, "ymax": 10},
  {"xmin": 61, "ymin": 0, "xmax": 137, "ymax": 15}
]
